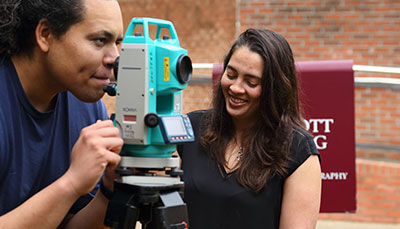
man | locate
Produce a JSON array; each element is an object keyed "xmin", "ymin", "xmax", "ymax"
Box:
[{"xmin": 0, "ymin": 0, "xmax": 124, "ymax": 228}]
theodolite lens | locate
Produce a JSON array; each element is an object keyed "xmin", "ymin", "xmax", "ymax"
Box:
[{"xmin": 176, "ymin": 55, "xmax": 192, "ymax": 84}]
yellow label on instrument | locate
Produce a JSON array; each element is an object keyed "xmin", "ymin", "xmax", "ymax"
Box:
[{"xmin": 164, "ymin": 57, "xmax": 170, "ymax": 81}]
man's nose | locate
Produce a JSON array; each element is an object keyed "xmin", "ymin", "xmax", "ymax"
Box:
[{"xmin": 104, "ymin": 44, "xmax": 120, "ymax": 68}]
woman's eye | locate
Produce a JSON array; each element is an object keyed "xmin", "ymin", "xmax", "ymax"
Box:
[
  {"xmin": 247, "ymin": 81, "xmax": 259, "ymax": 88},
  {"xmin": 226, "ymin": 74, "xmax": 236, "ymax": 80}
]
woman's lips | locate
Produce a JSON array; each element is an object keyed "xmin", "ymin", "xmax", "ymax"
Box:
[{"xmin": 229, "ymin": 95, "xmax": 247, "ymax": 107}]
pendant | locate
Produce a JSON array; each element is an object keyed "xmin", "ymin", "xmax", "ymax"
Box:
[{"xmin": 237, "ymin": 146, "xmax": 243, "ymax": 161}]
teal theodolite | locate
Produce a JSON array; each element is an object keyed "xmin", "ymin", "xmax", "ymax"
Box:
[{"xmin": 103, "ymin": 18, "xmax": 193, "ymax": 228}]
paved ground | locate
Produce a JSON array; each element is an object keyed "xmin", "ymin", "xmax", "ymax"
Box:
[
  {"xmin": 134, "ymin": 220, "xmax": 400, "ymax": 228},
  {"xmin": 132, "ymin": 220, "xmax": 400, "ymax": 228},
  {"xmin": 317, "ymin": 220, "xmax": 400, "ymax": 229}
]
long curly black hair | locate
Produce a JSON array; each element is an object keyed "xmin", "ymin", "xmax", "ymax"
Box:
[{"xmin": 0, "ymin": 0, "xmax": 84, "ymax": 57}]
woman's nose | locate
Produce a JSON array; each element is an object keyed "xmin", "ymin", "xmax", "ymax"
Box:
[{"xmin": 229, "ymin": 80, "xmax": 245, "ymax": 94}]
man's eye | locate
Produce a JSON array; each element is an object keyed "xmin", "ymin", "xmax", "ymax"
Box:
[{"xmin": 94, "ymin": 38, "xmax": 106, "ymax": 46}]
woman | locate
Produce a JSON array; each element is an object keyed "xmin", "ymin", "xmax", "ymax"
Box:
[{"xmin": 178, "ymin": 28, "xmax": 321, "ymax": 228}]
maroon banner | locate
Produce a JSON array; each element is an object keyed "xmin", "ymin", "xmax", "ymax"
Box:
[{"xmin": 296, "ymin": 60, "xmax": 356, "ymax": 213}]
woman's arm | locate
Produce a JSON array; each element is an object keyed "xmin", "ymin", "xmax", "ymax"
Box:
[{"xmin": 280, "ymin": 155, "xmax": 321, "ymax": 229}]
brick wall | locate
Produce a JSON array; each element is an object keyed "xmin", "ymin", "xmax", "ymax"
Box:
[
  {"xmin": 102, "ymin": 0, "xmax": 400, "ymax": 224},
  {"xmin": 239, "ymin": 0, "xmax": 400, "ymax": 69},
  {"xmin": 318, "ymin": 159, "xmax": 400, "ymax": 224},
  {"xmin": 356, "ymin": 87, "xmax": 400, "ymax": 146}
]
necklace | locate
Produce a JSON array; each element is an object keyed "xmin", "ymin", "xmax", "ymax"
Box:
[{"xmin": 237, "ymin": 146, "xmax": 243, "ymax": 161}]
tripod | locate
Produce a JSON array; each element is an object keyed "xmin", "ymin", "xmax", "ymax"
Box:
[{"xmin": 104, "ymin": 157, "xmax": 189, "ymax": 229}]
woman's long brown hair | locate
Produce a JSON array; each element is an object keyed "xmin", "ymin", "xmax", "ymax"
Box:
[{"xmin": 201, "ymin": 28, "xmax": 305, "ymax": 193}]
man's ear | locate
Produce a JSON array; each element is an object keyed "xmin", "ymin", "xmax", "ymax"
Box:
[{"xmin": 35, "ymin": 19, "xmax": 52, "ymax": 53}]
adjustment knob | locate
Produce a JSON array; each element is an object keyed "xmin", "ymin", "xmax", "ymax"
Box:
[{"xmin": 144, "ymin": 113, "xmax": 160, "ymax": 128}]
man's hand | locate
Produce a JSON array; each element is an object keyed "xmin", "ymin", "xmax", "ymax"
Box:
[{"xmin": 64, "ymin": 120, "xmax": 123, "ymax": 197}]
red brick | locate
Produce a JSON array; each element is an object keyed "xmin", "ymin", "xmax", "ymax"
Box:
[{"xmin": 360, "ymin": 208, "xmax": 386, "ymax": 216}]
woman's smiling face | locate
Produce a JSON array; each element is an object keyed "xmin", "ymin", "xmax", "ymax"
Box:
[{"xmin": 221, "ymin": 46, "xmax": 264, "ymax": 123}]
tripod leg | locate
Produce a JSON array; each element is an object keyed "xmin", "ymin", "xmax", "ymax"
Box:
[
  {"xmin": 104, "ymin": 190, "xmax": 139, "ymax": 229},
  {"xmin": 150, "ymin": 191, "xmax": 189, "ymax": 229}
]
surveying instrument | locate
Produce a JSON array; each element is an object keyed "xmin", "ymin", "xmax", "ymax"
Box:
[{"xmin": 103, "ymin": 18, "xmax": 193, "ymax": 229}]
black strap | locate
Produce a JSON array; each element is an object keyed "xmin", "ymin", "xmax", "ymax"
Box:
[{"xmin": 100, "ymin": 179, "xmax": 114, "ymax": 200}]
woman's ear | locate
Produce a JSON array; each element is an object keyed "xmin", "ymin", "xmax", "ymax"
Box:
[{"xmin": 35, "ymin": 18, "xmax": 52, "ymax": 53}]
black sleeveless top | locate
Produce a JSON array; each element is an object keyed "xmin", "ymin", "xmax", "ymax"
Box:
[{"xmin": 177, "ymin": 110, "xmax": 320, "ymax": 229}]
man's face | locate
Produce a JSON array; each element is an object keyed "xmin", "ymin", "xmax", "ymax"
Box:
[{"xmin": 46, "ymin": 0, "xmax": 123, "ymax": 102}]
